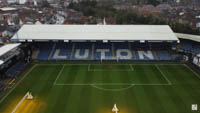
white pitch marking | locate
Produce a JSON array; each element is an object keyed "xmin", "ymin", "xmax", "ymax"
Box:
[
  {"xmin": 55, "ymin": 83, "xmax": 135, "ymax": 86},
  {"xmin": 88, "ymin": 69, "xmax": 133, "ymax": 71},
  {"xmin": 134, "ymin": 83, "xmax": 171, "ymax": 86},
  {"xmin": 54, "ymin": 83, "xmax": 171, "ymax": 86},
  {"xmin": 130, "ymin": 64, "xmax": 134, "ymax": 71},
  {"xmin": 183, "ymin": 64, "xmax": 200, "ymax": 80},
  {"xmin": 90, "ymin": 84, "xmax": 135, "ymax": 91},
  {"xmin": 53, "ymin": 64, "xmax": 65, "ymax": 85},
  {"xmin": 88, "ymin": 64, "xmax": 91, "ymax": 71},
  {"xmin": 155, "ymin": 64, "xmax": 172, "ymax": 85}
]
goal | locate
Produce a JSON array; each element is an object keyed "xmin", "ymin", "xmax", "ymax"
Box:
[{"xmin": 100, "ymin": 56, "xmax": 119, "ymax": 63}]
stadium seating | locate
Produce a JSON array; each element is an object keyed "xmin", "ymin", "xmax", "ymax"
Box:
[
  {"xmin": 6, "ymin": 62, "xmax": 26, "ymax": 78},
  {"xmin": 35, "ymin": 42, "xmax": 174, "ymax": 61},
  {"xmin": 94, "ymin": 42, "xmax": 113, "ymax": 60},
  {"xmin": 37, "ymin": 43, "xmax": 54, "ymax": 60},
  {"xmin": 50, "ymin": 42, "xmax": 72, "ymax": 60},
  {"xmin": 157, "ymin": 51, "xmax": 171, "ymax": 60},
  {"xmin": 178, "ymin": 40, "xmax": 200, "ymax": 54},
  {"xmin": 72, "ymin": 42, "xmax": 92, "ymax": 60}
]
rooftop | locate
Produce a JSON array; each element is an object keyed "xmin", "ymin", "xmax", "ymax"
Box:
[
  {"xmin": 0, "ymin": 43, "xmax": 21, "ymax": 57},
  {"xmin": 0, "ymin": 7, "xmax": 17, "ymax": 11},
  {"xmin": 175, "ymin": 33, "xmax": 200, "ymax": 43},
  {"xmin": 12, "ymin": 25, "xmax": 179, "ymax": 42}
]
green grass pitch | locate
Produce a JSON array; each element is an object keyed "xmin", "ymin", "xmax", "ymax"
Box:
[{"xmin": 0, "ymin": 62, "xmax": 200, "ymax": 113}]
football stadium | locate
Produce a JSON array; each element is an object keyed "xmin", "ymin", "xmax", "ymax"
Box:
[{"xmin": 0, "ymin": 25, "xmax": 200, "ymax": 113}]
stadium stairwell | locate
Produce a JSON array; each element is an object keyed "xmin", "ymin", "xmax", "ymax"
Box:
[
  {"xmin": 129, "ymin": 43, "xmax": 136, "ymax": 60},
  {"xmin": 167, "ymin": 50, "xmax": 172, "ymax": 60},
  {"xmin": 91, "ymin": 43, "xmax": 95, "ymax": 60},
  {"xmin": 112, "ymin": 43, "xmax": 115, "ymax": 57},
  {"xmin": 48, "ymin": 43, "xmax": 56, "ymax": 60},
  {"xmin": 154, "ymin": 51, "xmax": 160, "ymax": 60},
  {"xmin": 70, "ymin": 43, "xmax": 75, "ymax": 60},
  {"xmin": 149, "ymin": 43, "xmax": 152, "ymax": 50},
  {"xmin": 132, "ymin": 51, "xmax": 136, "ymax": 60},
  {"xmin": 168, "ymin": 50, "xmax": 173, "ymax": 60},
  {"xmin": 128, "ymin": 43, "xmax": 132, "ymax": 50},
  {"xmin": 32, "ymin": 49, "xmax": 39, "ymax": 59}
]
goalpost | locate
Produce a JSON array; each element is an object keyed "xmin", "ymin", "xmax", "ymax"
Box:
[
  {"xmin": 100, "ymin": 56, "xmax": 119, "ymax": 63},
  {"xmin": 11, "ymin": 92, "xmax": 33, "ymax": 113}
]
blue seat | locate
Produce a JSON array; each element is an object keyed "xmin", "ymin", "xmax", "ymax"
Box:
[
  {"xmin": 6, "ymin": 62, "xmax": 25, "ymax": 78},
  {"xmin": 37, "ymin": 43, "xmax": 53, "ymax": 60},
  {"xmin": 157, "ymin": 51, "xmax": 171, "ymax": 60}
]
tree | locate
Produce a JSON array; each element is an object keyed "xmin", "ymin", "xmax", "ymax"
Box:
[{"xmin": 148, "ymin": 0, "xmax": 160, "ymax": 6}]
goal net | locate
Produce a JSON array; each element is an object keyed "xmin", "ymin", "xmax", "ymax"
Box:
[{"xmin": 100, "ymin": 56, "xmax": 119, "ymax": 63}]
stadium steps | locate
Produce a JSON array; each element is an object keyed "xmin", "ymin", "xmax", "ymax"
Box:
[
  {"xmin": 112, "ymin": 43, "xmax": 115, "ymax": 57},
  {"xmin": 149, "ymin": 43, "xmax": 152, "ymax": 50},
  {"xmin": 70, "ymin": 43, "xmax": 75, "ymax": 60},
  {"xmin": 168, "ymin": 50, "xmax": 173, "ymax": 60},
  {"xmin": 48, "ymin": 43, "xmax": 56, "ymax": 60},
  {"xmin": 154, "ymin": 51, "xmax": 160, "ymax": 60},
  {"xmin": 129, "ymin": 43, "xmax": 136, "ymax": 59},
  {"xmin": 128, "ymin": 43, "xmax": 131, "ymax": 50},
  {"xmin": 32, "ymin": 49, "xmax": 39, "ymax": 59},
  {"xmin": 91, "ymin": 43, "xmax": 95, "ymax": 60},
  {"xmin": 132, "ymin": 51, "xmax": 136, "ymax": 60}
]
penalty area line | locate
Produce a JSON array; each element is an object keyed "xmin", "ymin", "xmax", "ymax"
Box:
[
  {"xmin": 53, "ymin": 64, "xmax": 65, "ymax": 85},
  {"xmin": 130, "ymin": 64, "xmax": 134, "ymax": 71},
  {"xmin": 155, "ymin": 64, "xmax": 172, "ymax": 85}
]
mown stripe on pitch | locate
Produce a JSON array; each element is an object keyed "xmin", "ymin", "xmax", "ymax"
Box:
[
  {"xmin": 143, "ymin": 66, "xmax": 168, "ymax": 113},
  {"xmin": 174, "ymin": 66, "xmax": 200, "ymax": 105},
  {"xmin": 64, "ymin": 65, "xmax": 86, "ymax": 113},
  {"xmin": 141, "ymin": 65, "xmax": 167, "ymax": 113},
  {"xmin": 61, "ymin": 65, "xmax": 81, "ymax": 113},
  {"xmin": 163, "ymin": 65, "xmax": 192, "ymax": 113},
  {"xmin": 77, "ymin": 66, "xmax": 95, "ymax": 113},
  {"xmin": 50, "ymin": 67, "xmax": 72, "ymax": 113},
  {"xmin": 88, "ymin": 67, "xmax": 104, "ymax": 113},
  {"xmin": 30, "ymin": 66, "xmax": 62, "ymax": 113},
  {"xmin": 165, "ymin": 65, "xmax": 190, "ymax": 113},
  {"xmin": 118, "ymin": 69, "xmax": 139, "ymax": 113},
  {"xmin": 52, "ymin": 66, "xmax": 78, "ymax": 113},
  {"xmin": 131, "ymin": 65, "xmax": 154, "ymax": 113},
  {"xmin": 44, "ymin": 65, "xmax": 68, "ymax": 113},
  {"xmin": 125, "ymin": 70, "xmax": 142, "ymax": 113},
  {"xmin": 153, "ymin": 65, "xmax": 179, "ymax": 113},
  {"xmin": 43, "ymin": 66, "xmax": 68, "ymax": 113},
  {"xmin": 100, "ymin": 66, "xmax": 115, "ymax": 109}
]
